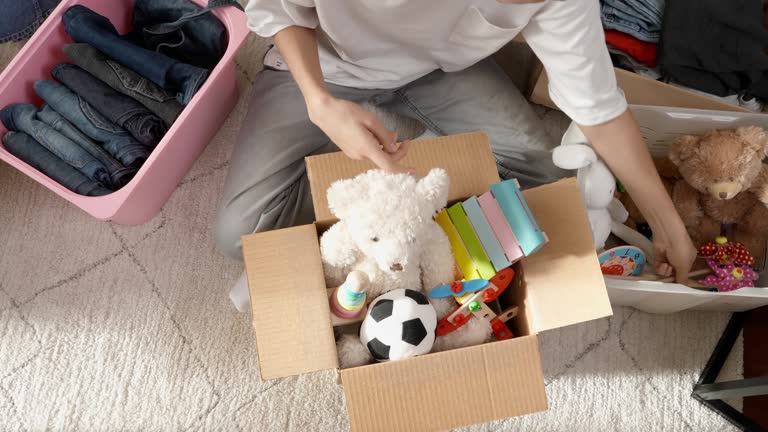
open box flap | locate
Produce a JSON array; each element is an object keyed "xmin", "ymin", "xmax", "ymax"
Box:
[
  {"xmin": 522, "ymin": 179, "xmax": 613, "ymax": 333},
  {"xmin": 306, "ymin": 132, "xmax": 501, "ymax": 225},
  {"xmin": 531, "ymin": 67, "xmax": 752, "ymax": 113},
  {"xmin": 340, "ymin": 335, "xmax": 547, "ymax": 432},
  {"xmin": 242, "ymin": 224, "xmax": 338, "ymax": 380}
]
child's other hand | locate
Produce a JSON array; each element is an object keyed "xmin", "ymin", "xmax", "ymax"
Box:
[{"xmin": 307, "ymin": 95, "xmax": 412, "ymax": 173}]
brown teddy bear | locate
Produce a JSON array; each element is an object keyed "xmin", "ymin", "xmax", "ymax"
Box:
[{"xmin": 668, "ymin": 126, "xmax": 768, "ymax": 261}]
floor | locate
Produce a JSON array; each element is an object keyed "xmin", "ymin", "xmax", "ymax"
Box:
[{"xmin": 0, "ymin": 9, "xmax": 747, "ymax": 432}]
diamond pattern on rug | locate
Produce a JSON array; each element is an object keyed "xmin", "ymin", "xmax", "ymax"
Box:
[{"xmin": 3, "ymin": 254, "xmax": 218, "ymax": 431}]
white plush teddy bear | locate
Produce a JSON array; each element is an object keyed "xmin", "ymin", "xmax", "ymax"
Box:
[
  {"xmin": 552, "ymin": 123, "xmax": 653, "ymax": 257},
  {"xmin": 321, "ymin": 168, "xmax": 492, "ymax": 368}
]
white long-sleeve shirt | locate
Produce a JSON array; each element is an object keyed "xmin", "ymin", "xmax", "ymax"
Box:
[{"xmin": 245, "ymin": 0, "xmax": 627, "ymax": 126}]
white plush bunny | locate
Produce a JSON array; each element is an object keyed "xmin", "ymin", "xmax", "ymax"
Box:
[{"xmin": 552, "ymin": 123, "xmax": 654, "ymax": 258}]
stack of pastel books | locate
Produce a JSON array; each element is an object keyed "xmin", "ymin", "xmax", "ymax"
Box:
[{"xmin": 436, "ymin": 179, "xmax": 549, "ymax": 280}]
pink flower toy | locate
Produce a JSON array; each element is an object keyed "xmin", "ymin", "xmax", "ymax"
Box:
[{"xmin": 699, "ymin": 260, "xmax": 760, "ymax": 292}]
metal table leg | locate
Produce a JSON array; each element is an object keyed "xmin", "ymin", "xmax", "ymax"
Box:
[{"xmin": 692, "ymin": 312, "xmax": 767, "ymax": 432}]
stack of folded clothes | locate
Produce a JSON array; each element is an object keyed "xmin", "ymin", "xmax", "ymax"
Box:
[
  {"xmin": 658, "ymin": 0, "xmax": 768, "ymax": 112},
  {"xmin": 600, "ymin": 0, "xmax": 664, "ymax": 79},
  {"xmin": 601, "ymin": 0, "xmax": 767, "ymax": 112},
  {"xmin": 1, "ymin": 0, "xmax": 239, "ymax": 196}
]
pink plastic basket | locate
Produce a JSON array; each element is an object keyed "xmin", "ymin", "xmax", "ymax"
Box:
[{"xmin": 0, "ymin": 0, "xmax": 249, "ymax": 224}]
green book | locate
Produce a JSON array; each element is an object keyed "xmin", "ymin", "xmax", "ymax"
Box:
[{"xmin": 447, "ymin": 203, "xmax": 496, "ymax": 280}]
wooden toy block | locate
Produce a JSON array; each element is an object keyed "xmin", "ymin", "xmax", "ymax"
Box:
[
  {"xmin": 447, "ymin": 203, "xmax": 496, "ymax": 280},
  {"xmin": 478, "ymin": 191, "xmax": 524, "ymax": 263},
  {"xmin": 436, "ymin": 209, "xmax": 480, "ymax": 280},
  {"xmin": 463, "ymin": 196, "xmax": 512, "ymax": 272},
  {"xmin": 490, "ymin": 179, "xmax": 548, "ymax": 256}
]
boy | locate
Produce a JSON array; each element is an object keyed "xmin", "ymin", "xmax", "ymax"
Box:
[{"xmin": 219, "ymin": 0, "xmax": 696, "ymax": 309}]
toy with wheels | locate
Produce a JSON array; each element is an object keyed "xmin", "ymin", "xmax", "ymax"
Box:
[
  {"xmin": 359, "ymin": 289, "xmax": 438, "ymax": 362},
  {"xmin": 428, "ymin": 268, "xmax": 518, "ymax": 342}
]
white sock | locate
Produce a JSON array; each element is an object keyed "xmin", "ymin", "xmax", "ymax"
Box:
[{"xmin": 229, "ymin": 271, "xmax": 251, "ymax": 313}]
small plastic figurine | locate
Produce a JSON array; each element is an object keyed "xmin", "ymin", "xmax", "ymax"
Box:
[{"xmin": 330, "ymin": 271, "xmax": 369, "ymax": 320}]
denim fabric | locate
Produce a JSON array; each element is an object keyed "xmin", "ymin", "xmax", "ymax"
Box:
[
  {"xmin": 51, "ymin": 63, "xmax": 167, "ymax": 148},
  {"xmin": 0, "ymin": 0, "xmax": 60, "ymax": 43},
  {"xmin": 603, "ymin": 0, "xmax": 664, "ymax": 26},
  {"xmin": 601, "ymin": 12, "xmax": 659, "ymax": 43},
  {"xmin": 0, "ymin": 103, "xmax": 112, "ymax": 188},
  {"xmin": 34, "ymin": 80, "xmax": 150, "ymax": 168},
  {"xmin": 600, "ymin": 0, "xmax": 664, "ymax": 43},
  {"xmin": 130, "ymin": 0, "xmax": 242, "ymax": 69},
  {"xmin": 3, "ymin": 131, "xmax": 112, "ymax": 196},
  {"xmin": 37, "ymin": 105, "xmax": 137, "ymax": 188},
  {"xmin": 63, "ymin": 44, "xmax": 183, "ymax": 128},
  {"xmin": 63, "ymin": 5, "xmax": 210, "ymax": 106}
]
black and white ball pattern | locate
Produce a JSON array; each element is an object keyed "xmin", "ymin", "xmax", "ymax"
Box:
[{"xmin": 359, "ymin": 289, "xmax": 437, "ymax": 362}]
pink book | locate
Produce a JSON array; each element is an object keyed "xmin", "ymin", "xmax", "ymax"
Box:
[{"xmin": 478, "ymin": 191, "xmax": 524, "ymax": 263}]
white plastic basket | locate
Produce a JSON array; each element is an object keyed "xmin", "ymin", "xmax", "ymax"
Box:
[{"xmin": 604, "ymin": 105, "xmax": 768, "ymax": 313}]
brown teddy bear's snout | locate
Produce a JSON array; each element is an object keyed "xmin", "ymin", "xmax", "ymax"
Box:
[{"xmin": 708, "ymin": 181, "xmax": 741, "ymax": 200}]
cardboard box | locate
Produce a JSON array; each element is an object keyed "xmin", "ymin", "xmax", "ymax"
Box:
[
  {"xmin": 530, "ymin": 67, "xmax": 756, "ymax": 114},
  {"xmin": 241, "ymin": 132, "xmax": 612, "ymax": 431},
  {"xmin": 600, "ymin": 105, "xmax": 768, "ymax": 314}
]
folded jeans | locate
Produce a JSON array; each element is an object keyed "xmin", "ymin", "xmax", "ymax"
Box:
[
  {"xmin": 129, "ymin": 0, "xmax": 242, "ymax": 69},
  {"xmin": 37, "ymin": 104, "xmax": 137, "ymax": 188},
  {"xmin": 601, "ymin": 11, "xmax": 660, "ymax": 43},
  {"xmin": 63, "ymin": 43, "xmax": 183, "ymax": 128},
  {"xmin": 63, "ymin": 5, "xmax": 210, "ymax": 106},
  {"xmin": 2, "ymin": 131, "xmax": 112, "ymax": 196},
  {"xmin": 34, "ymin": 80, "xmax": 150, "ymax": 168},
  {"xmin": 0, "ymin": 103, "xmax": 112, "ymax": 188},
  {"xmin": 51, "ymin": 63, "xmax": 167, "ymax": 148}
]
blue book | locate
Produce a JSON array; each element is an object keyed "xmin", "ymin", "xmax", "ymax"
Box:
[
  {"xmin": 490, "ymin": 179, "xmax": 547, "ymax": 256},
  {"xmin": 463, "ymin": 196, "xmax": 512, "ymax": 271}
]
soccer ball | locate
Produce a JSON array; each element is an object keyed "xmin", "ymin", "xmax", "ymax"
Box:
[{"xmin": 359, "ymin": 289, "xmax": 437, "ymax": 362}]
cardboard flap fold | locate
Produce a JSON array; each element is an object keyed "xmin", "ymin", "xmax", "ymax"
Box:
[
  {"xmin": 531, "ymin": 67, "xmax": 751, "ymax": 113},
  {"xmin": 242, "ymin": 225, "xmax": 338, "ymax": 380},
  {"xmin": 522, "ymin": 179, "xmax": 613, "ymax": 332},
  {"xmin": 306, "ymin": 132, "xmax": 501, "ymax": 224},
  {"xmin": 341, "ymin": 335, "xmax": 547, "ymax": 432}
]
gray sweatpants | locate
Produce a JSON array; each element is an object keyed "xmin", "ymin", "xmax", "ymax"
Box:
[{"xmin": 215, "ymin": 58, "xmax": 564, "ymax": 259}]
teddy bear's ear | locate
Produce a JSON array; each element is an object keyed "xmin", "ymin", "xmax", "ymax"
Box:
[
  {"xmin": 416, "ymin": 168, "xmax": 450, "ymax": 213},
  {"xmin": 327, "ymin": 177, "xmax": 365, "ymax": 219},
  {"xmin": 736, "ymin": 126, "xmax": 768, "ymax": 158},
  {"xmin": 669, "ymin": 135, "xmax": 700, "ymax": 166}
]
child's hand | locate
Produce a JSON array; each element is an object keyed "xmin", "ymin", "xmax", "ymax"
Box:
[
  {"xmin": 651, "ymin": 225, "xmax": 697, "ymax": 285},
  {"xmin": 308, "ymin": 95, "xmax": 412, "ymax": 173}
]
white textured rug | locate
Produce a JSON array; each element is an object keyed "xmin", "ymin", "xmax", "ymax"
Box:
[{"xmin": 0, "ymin": 18, "xmax": 744, "ymax": 432}]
